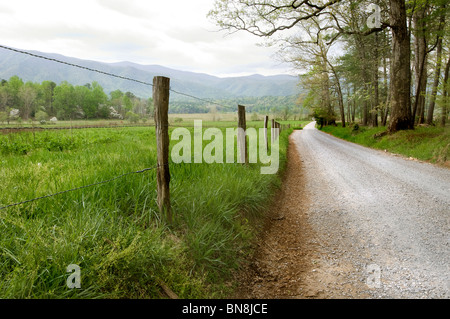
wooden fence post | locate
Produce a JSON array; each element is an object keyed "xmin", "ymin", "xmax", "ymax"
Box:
[
  {"xmin": 153, "ymin": 76, "xmax": 172, "ymax": 223},
  {"xmin": 264, "ymin": 115, "xmax": 268, "ymax": 150},
  {"xmin": 274, "ymin": 121, "xmax": 279, "ymax": 140},
  {"xmin": 271, "ymin": 119, "xmax": 275, "ymax": 142},
  {"xmin": 238, "ymin": 105, "xmax": 248, "ymax": 164}
]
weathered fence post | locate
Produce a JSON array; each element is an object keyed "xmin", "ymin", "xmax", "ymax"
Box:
[
  {"xmin": 273, "ymin": 121, "xmax": 280, "ymax": 140},
  {"xmin": 264, "ymin": 115, "xmax": 268, "ymax": 151},
  {"xmin": 271, "ymin": 119, "xmax": 275, "ymax": 142},
  {"xmin": 238, "ymin": 105, "xmax": 248, "ymax": 165},
  {"xmin": 153, "ymin": 76, "xmax": 172, "ymax": 223}
]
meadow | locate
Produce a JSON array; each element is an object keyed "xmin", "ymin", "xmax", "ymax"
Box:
[{"xmin": 0, "ymin": 118, "xmax": 307, "ymax": 298}]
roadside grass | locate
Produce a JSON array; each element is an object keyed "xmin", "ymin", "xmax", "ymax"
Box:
[
  {"xmin": 320, "ymin": 124, "xmax": 450, "ymax": 166},
  {"xmin": 0, "ymin": 123, "xmax": 291, "ymax": 298}
]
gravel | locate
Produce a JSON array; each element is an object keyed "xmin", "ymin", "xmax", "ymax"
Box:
[{"xmin": 291, "ymin": 122, "xmax": 450, "ymax": 299}]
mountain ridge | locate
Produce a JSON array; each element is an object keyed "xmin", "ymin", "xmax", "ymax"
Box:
[{"xmin": 0, "ymin": 47, "xmax": 300, "ymax": 100}]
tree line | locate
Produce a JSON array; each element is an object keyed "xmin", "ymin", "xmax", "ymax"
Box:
[
  {"xmin": 209, "ymin": 0, "xmax": 450, "ymax": 132},
  {"xmin": 0, "ymin": 76, "xmax": 153, "ymax": 123}
]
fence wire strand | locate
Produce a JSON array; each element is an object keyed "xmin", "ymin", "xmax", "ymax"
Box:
[
  {"xmin": 0, "ymin": 163, "xmax": 166, "ymax": 211},
  {"xmin": 0, "ymin": 45, "xmax": 154, "ymax": 87},
  {"xmin": 0, "ymin": 44, "xmax": 240, "ymax": 210},
  {"xmin": 0, "ymin": 44, "xmax": 236, "ymax": 111}
]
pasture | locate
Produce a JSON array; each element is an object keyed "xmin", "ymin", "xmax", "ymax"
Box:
[{"xmin": 0, "ymin": 118, "xmax": 306, "ymax": 298}]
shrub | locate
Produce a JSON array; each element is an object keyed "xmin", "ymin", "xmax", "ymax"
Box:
[
  {"xmin": 35, "ymin": 111, "xmax": 48, "ymax": 122},
  {"xmin": 126, "ymin": 111, "xmax": 140, "ymax": 124},
  {"xmin": 0, "ymin": 111, "xmax": 7, "ymax": 123}
]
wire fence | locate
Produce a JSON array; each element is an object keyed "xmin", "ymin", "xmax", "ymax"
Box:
[
  {"xmin": 0, "ymin": 44, "xmax": 236, "ymax": 111},
  {"xmin": 0, "ymin": 43, "xmax": 259, "ymax": 212},
  {"xmin": 0, "ymin": 45, "xmax": 155, "ymax": 87},
  {"xmin": 0, "ymin": 164, "xmax": 167, "ymax": 211}
]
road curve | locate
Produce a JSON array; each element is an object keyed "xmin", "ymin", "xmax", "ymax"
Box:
[{"xmin": 291, "ymin": 122, "xmax": 450, "ymax": 298}]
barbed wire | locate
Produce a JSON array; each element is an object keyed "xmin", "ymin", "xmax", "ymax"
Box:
[
  {"xmin": 0, "ymin": 45, "xmax": 155, "ymax": 87},
  {"xmin": 0, "ymin": 163, "xmax": 166, "ymax": 211},
  {"xmin": 0, "ymin": 44, "xmax": 236, "ymax": 111},
  {"xmin": 168, "ymin": 88, "xmax": 236, "ymax": 111},
  {"xmin": 0, "ymin": 45, "xmax": 242, "ymax": 211}
]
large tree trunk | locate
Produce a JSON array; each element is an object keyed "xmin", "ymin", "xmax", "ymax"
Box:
[
  {"xmin": 426, "ymin": 38, "xmax": 444, "ymax": 125},
  {"xmin": 442, "ymin": 55, "xmax": 450, "ymax": 126},
  {"xmin": 352, "ymin": 84, "xmax": 357, "ymax": 123},
  {"xmin": 328, "ymin": 61, "xmax": 346, "ymax": 127},
  {"xmin": 388, "ymin": 0, "xmax": 413, "ymax": 132},
  {"xmin": 372, "ymin": 32, "xmax": 380, "ymax": 127},
  {"xmin": 346, "ymin": 85, "xmax": 351, "ymax": 124},
  {"xmin": 412, "ymin": 3, "xmax": 428, "ymax": 126},
  {"xmin": 381, "ymin": 54, "xmax": 389, "ymax": 126},
  {"xmin": 426, "ymin": 4, "xmax": 446, "ymax": 125},
  {"xmin": 354, "ymin": 34, "xmax": 370, "ymax": 126},
  {"xmin": 426, "ymin": 43, "xmax": 442, "ymax": 125}
]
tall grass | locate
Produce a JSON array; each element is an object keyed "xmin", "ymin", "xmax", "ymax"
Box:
[
  {"xmin": 0, "ymin": 124, "xmax": 291, "ymax": 298},
  {"xmin": 321, "ymin": 124, "xmax": 450, "ymax": 165}
]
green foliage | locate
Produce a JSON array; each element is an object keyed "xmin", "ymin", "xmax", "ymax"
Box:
[
  {"xmin": 322, "ymin": 124, "xmax": 450, "ymax": 164},
  {"xmin": 0, "ymin": 77, "xmax": 152, "ymax": 123},
  {"xmin": 35, "ymin": 110, "xmax": 48, "ymax": 122},
  {"xmin": 125, "ymin": 111, "xmax": 140, "ymax": 124},
  {"xmin": 0, "ymin": 125, "xmax": 291, "ymax": 298},
  {"xmin": 0, "ymin": 111, "xmax": 7, "ymax": 123}
]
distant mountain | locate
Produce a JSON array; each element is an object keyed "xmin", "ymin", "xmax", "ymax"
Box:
[{"xmin": 0, "ymin": 47, "xmax": 300, "ymax": 101}]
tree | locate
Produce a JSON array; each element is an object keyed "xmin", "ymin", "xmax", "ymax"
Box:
[
  {"xmin": 53, "ymin": 81, "xmax": 77, "ymax": 120},
  {"xmin": 411, "ymin": 0, "xmax": 429, "ymax": 125},
  {"xmin": 40, "ymin": 81, "xmax": 57, "ymax": 117},
  {"xmin": 387, "ymin": 0, "xmax": 413, "ymax": 131},
  {"xmin": 0, "ymin": 85, "xmax": 10, "ymax": 112},
  {"xmin": 122, "ymin": 94, "xmax": 133, "ymax": 114},
  {"xmin": 441, "ymin": 55, "xmax": 450, "ymax": 126},
  {"xmin": 426, "ymin": 2, "xmax": 447, "ymax": 125},
  {"xmin": 208, "ymin": 0, "xmax": 414, "ymax": 131},
  {"xmin": 7, "ymin": 76, "xmax": 24, "ymax": 110},
  {"xmin": 75, "ymin": 82, "xmax": 108, "ymax": 119},
  {"xmin": 18, "ymin": 82, "xmax": 38, "ymax": 120},
  {"xmin": 280, "ymin": 17, "xmax": 346, "ymax": 126}
]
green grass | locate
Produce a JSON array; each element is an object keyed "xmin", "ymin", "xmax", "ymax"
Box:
[
  {"xmin": 321, "ymin": 123, "xmax": 450, "ymax": 166},
  {"xmin": 0, "ymin": 122, "xmax": 291, "ymax": 299}
]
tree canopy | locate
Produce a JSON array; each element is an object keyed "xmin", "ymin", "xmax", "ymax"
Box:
[{"xmin": 209, "ymin": 0, "xmax": 450, "ymax": 131}]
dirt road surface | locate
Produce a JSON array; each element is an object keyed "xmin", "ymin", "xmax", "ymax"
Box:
[{"xmin": 235, "ymin": 122, "xmax": 450, "ymax": 299}]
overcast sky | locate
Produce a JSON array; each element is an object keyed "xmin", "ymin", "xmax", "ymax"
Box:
[{"xmin": 0, "ymin": 0, "xmax": 296, "ymax": 78}]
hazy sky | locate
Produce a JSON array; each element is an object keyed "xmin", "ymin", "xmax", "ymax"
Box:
[{"xmin": 0, "ymin": 0, "xmax": 295, "ymax": 77}]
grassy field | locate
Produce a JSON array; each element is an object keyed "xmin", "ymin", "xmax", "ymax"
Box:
[
  {"xmin": 321, "ymin": 123, "xmax": 450, "ymax": 167},
  {"xmin": 0, "ymin": 119, "xmax": 308, "ymax": 299},
  {"xmin": 1, "ymin": 114, "xmax": 306, "ymax": 129}
]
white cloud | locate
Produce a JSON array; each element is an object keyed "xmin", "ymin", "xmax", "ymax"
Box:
[{"xmin": 0, "ymin": 0, "xmax": 294, "ymax": 77}]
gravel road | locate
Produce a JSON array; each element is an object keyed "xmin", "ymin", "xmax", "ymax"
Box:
[
  {"xmin": 289, "ymin": 122, "xmax": 450, "ymax": 298},
  {"xmin": 235, "ymin": 122, "xmax": 449, "ymax": 299}
]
